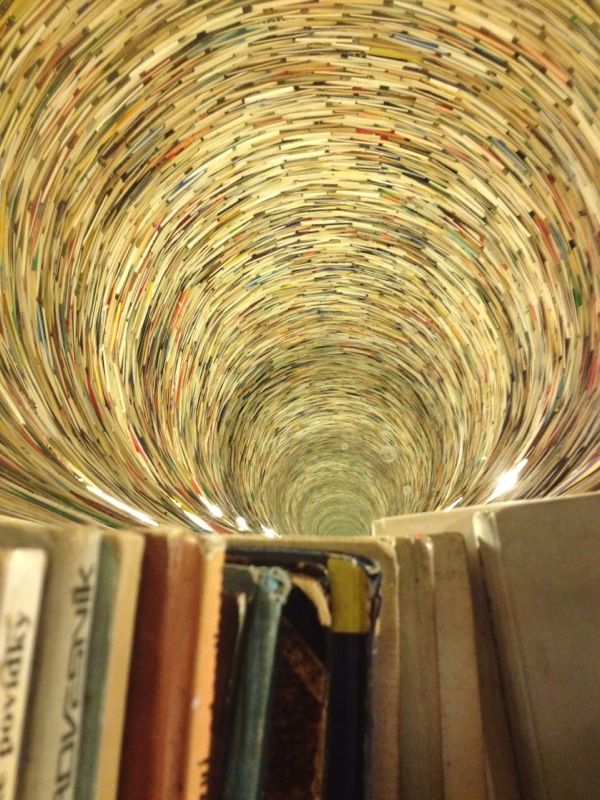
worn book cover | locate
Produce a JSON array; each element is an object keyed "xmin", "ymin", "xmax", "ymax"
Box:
[
  {"xmin": 222, "ymin": 564, "xmax": 291, "ymax": 800},
  {"xmin": 0, "ymin": 548, "xmax": 46, "ymax": 800},
  {"xmin": 0, "ymin": 519, "xmax": 100, "ymax": 800},
  {"xmin": 226, "ymin": 539, "xmax": 388, "ymax": 800},
  {"xmin": 374, "ymin": 505, "xmax": 520, "ymax": 800},
  {"xmin": 118, "ymin": 529, "xmax": 210, "ymax": 800},
  {"xmin": 475, "ymin": 493, "xmax": 600, "ymax": 800},
  {"xmin": 431, "ymin": 533, "xmax": 487, "ymax": 800},
  {"xmin": 75, "ymin": 530, "xmax": 144, "ymax": 800},
  {"xmin": 182, "ymin": 534, "xmax": 225, "ymax": 800},
  {"xmin": 395, "ymin": 537, "xmax": 443, "ymax": 800}
]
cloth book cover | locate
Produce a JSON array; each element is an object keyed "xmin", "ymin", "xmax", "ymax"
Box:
[
  {"xmin": 227, "ymin": 547, "xmax": 332, "ymax": 800},
  {"xmin": 0, "ymin": 519, "xmax": 100, "ymax": 800},
  {"xmin": 222, "ymin": 564, "xmax": 291, "ymax": 800},
  {"xmin": 0, "ymin": 547, "xmax": 46, "ymax": 800},
  {"xmin": 226, "ymin": 539, "xmax": 387, "ymax": 800},
  {"xmin": 118, "ymin": 529, "xmax": 222, "ymax": 800},
  {"xmin": 75, "ymin": 529, "xmax": 144, "ymax": 800},
  {"xmin": 475, "ymin": 493, "xmax": 600, "ymax": 800}
]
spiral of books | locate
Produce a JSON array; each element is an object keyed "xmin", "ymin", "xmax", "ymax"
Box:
[{"xmin": 0, "ymin": 0, "xmax": 597, "ymax": 534}]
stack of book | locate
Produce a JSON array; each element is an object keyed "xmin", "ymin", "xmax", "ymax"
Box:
[{"xmin": 0, "ymin": 491, "xmax": 598, "ymax": 799}]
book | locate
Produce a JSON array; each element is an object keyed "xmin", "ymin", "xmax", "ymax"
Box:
[
  {"xmin": 431, "ymin": 533, "xmax": 487, "ymax": 800},
  {"xmin": 222, "ymin": 564, "xmax": 291, "ymax": 800},
  {"xmin": 265, "ymin": 606, "xmax": 328, "ymax": 800},
  {"xmin": 118, "ymin": 529, "xmax": 221, "ymax": 800},
  {"xmin": 0, "ymin": 519, "xmax": 100, "ymax": 800},
  {"xmin": 394, "ymin": 536, "xmax": 443, "ymax": 800},
  {"xmin": 0, "ymin": 548, "xmax": 46, "ymax": 800},
  {"xmin": 226, "ymin": 538, "xmax": 392, "ymax": 800},
  {"xmin": 75, "ymin": 530, "xmax": 145, "ymax": 800},
  {"xmin": 207, "ymin": 585, "xmax": 252, "ymax": 800},
  {"xmin": 374, "ymin": 504, "xmax": 520, "ymax": 800},
  {"xmin": 182, "ymin": 534, "xmax": 225, "ymax": 800},
  {"xmin": 475, "ymin": 493, "xmax": 600, "ymax": 800}
]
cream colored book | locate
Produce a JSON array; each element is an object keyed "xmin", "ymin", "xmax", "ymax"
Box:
[
  {"xmin": 395, "ymin": 537, "xmax": 443, "ymax": 800},
  {"xmin": 431, "ymin": 533, "xmax": 487, "ymax": 800},
  {"xmin": 374, "ymin": 503, "xmax": 521, "ymax": 800},
  {"xmin": 475, "ymin": 493, "xmax": 600, "ymax": 800},
  {"xmin": 75, "ymin": 530, "xmax": 145, "ymax": 800},
  {"xmin": 0, "ymin": 548, "xmax": 47, "ymax": 800},
  {"xmin": 0, "ymin": 519, "xmax": 100, "ymax": 800}
]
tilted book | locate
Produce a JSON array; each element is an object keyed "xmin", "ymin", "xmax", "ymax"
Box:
[{"xmin": 475, "ymin": 493, "xmax": 600, "ymax": 800}]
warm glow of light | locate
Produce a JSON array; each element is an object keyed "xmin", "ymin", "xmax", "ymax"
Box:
[
  {"xmin": 261, "ymin": 524, "xmax": 279, "ymax": 538},
  {"xmin": 236, "ymin": 515, "xmax": 249, "ymax": 531},
  {"xmin": 182, "ymin": 510, "xmax": 214, "ymax": 532},
  {"xmin": 86, "ymin": 485, "xmax": 158, "ymax": 526},
  {"xmin": 200, "ymin": 496, "xmax": 223, "ymax": 518},
  {"xmin": 444, "ymin": 496, "xmax": 463, "ymax": 511},
  {"xmin": 488, "ymin": 459, "xmax": 528, "ymax": 502}
]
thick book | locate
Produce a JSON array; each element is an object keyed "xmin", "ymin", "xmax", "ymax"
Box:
[
  {"xmin": 475, "ymin": 493, "xmax": 600, "ymax": 800},
  {"xmin": 431, "ymin": 533, "xmax": 487, "ymax": 800},
  {"xmin": 222, "ymin": 564, "xmax": 291, "ymax": 800},
  {"xmin": 266, "ymin": 572, "xmax": 330, "ymax": 800},
  {"xmin": 0, "ymin": 548, "xmax": 46, "ymax": 800},
  {"xmin": 118, "ymin": 529, "xmax": 222, "ymax": 800},
  {"xmin": 226, "ymin": 538, "xmax": 391, "ymax": 800},
  {"xmin": 0, "ymin": 519, "xmax": 100, "ymax": 800},
  {"xmin": 374, "ymin": 504, "xmax": 520, "ymax": 800},
  {"xmin": 75, "ymin": 530, "xmax": 145, "ymax": 800},
  {"xmin": 394, "ymin": 537, "xmax": 443, "ymax": 800}
]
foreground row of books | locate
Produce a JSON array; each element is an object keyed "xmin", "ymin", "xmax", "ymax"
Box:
[{"xmin": 0, "ymin": 491, "xmax": 598, "ymax": 800}]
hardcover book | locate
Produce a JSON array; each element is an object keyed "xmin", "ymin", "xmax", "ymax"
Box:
[
  {"xmin": 475, "ymin": 493, "xmax": 600, "ymax": 800},
  {"xmin": 222, "ymin": 564, "xmax": 291, "ymax": 800}
]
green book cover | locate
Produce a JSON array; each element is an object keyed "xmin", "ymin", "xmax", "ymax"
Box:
[{"xmin": 222, "ymin": 565, "xmax": 291, "ymax": 800}]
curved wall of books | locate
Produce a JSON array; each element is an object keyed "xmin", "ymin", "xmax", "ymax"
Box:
[{"xmin": 0, "ymin": 0, "xmax": 598, "ymax": 535}]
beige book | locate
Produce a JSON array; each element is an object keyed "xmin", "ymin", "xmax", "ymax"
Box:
[
  {"xmin": 0, "ymin": 548, "xmax": 47, "ymax": 800},
  {"xmin": 182, "ymin": 534, "xmax": 225, "ymax": 800},
  {"xmin": 475, "ymin": 493, "xmax": 600, "ymax": 800},
  {"xmin": 395, "ymin": 537, "xmax": 443, "ymax": 800},
  {"xmin": 431, "ymin": 533, "xmax": 487, "ymax": 800},
  {"xmin": 374, "ymin": 503, "xmax": 521, "ymax": 800},
  {"xmin": 227, "ymin": 535, "xmax": 400, "ymax": 800},
  {"xmin": 0, "ymin": 519, "xmax": 100, "ymax": 800},
  {"xmin": 76, "ymin": 530, "xmax": 145, "ymax": 800}
]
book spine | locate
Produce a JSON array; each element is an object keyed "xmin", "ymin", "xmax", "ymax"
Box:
[
  {"xmin": 19, "ymin": 536, "xmax": 99, "ymax": 800},
  {"xmin": 183, "ymin": 542, "xmax": 225, "ymax": 800},
  {"xmin": 0, "ymin": 550, "xmax": 46, "ymax": 800}
]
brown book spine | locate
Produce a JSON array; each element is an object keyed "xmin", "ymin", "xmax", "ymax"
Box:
[{"xmin": 118, "ymin": 533, "xmax": 201, "ymax": 800}]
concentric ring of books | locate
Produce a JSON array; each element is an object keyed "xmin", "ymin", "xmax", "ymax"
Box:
[{"xmin": 0, "ymin": 0, "xmax": 598, "ymax": 534}]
